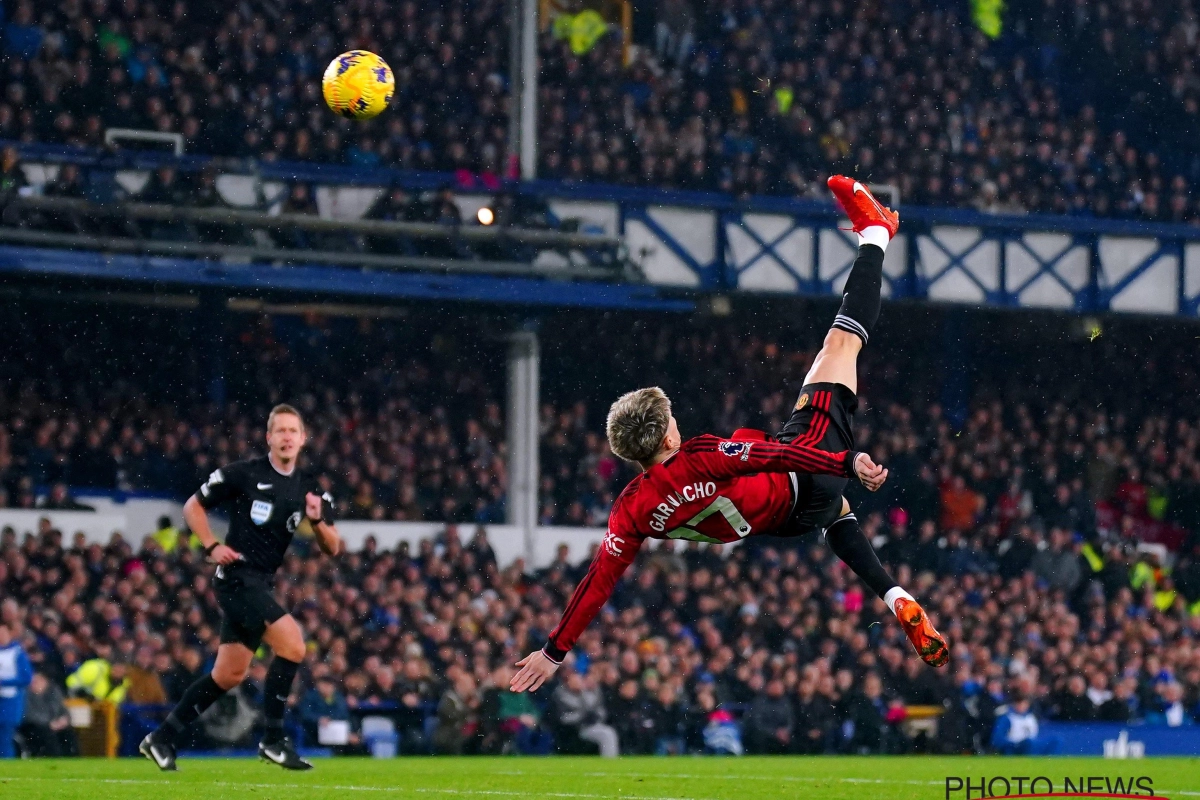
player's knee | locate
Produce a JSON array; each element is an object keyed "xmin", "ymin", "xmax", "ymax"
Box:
[
  {"xmin": 822, "ymin": 327, "xmax": 862, "ymax": 354},
  {"xmin": 277, "ymin": 638, "xmax": 306, "ymax": 663},
  {"xmin": 211, "ymin": 665, "xmax": 246, "ymax": 690}
]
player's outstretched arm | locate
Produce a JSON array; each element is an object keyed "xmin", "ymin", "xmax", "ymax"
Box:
[
  {"xmin": 698, "ymin": 436, "xmax": 887, "ymax": 490},
  {"xmin": 511, "ymin": 523, "xmax": 642, "ymax": 693}
]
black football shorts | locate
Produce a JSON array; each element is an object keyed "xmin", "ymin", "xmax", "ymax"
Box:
[
  {"xmin": 213, "ymin": 562, "xmax": 287, "ymax": 650},
  {"xmin": 776, "ymin": 382, "xmax": 859, "ymax": 535}
]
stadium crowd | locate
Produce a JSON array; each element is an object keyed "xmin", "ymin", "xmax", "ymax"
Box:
[
  {"xmin": 2, "ymin": 304, "xmax": 1200, "ymax": 756},
  {"xmin": 0, "ymin": 305, "xmax": 509, "ymax": 524},
  {"xmin": 3, "ymin": 0, "xmax": 1200, "ymax": 219},
  {"xmin": 1, "ymin": 507, "xmax": 1197, "ymax": 758}
]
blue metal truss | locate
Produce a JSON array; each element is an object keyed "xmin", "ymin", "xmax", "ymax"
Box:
[
  {"xmin": 1096, "ymin": 240, "xmax": 1181, "ymax": 312},
  {"xmin": 9, "ymin": 137, "xmax": 1200, "ymax": 317},
  {"xmin": 722, "ymin": 212, "xmax": 813, "ymax": 289},
  {"xmin": 1003, "ymin": 233, "xmax": 1091, "ymax": 310},
  {"xmin": 914, "ymin": 228, "xmax": 1003, "ymax": 304}
]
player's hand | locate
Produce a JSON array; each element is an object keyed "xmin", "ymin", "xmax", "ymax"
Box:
[
  {"xmin": 853, "ymin": 453, "xmax": 888, "ymax": 492},
  {"xmin": 510, "ymin": 650, "xmax": 559, "ymax": 693},
  {"xmin": 210, "ymin": 544, "xmax": 242, "ymax": 565}
]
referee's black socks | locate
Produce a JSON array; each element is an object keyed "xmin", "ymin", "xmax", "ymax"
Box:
[
  {"xmin": 158, "ymin": 674, "xmax": 226, "ymax": 743},
  {"xmin": 262, "ymin": 656, "xmax": 301, "ymax": 744},
  {"xmin": 824, "ymin": 511, "xmax": 897, "ymax": 601}
]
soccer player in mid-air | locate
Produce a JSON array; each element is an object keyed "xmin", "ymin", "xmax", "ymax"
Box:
[
  {"xmin": 140, "ymin": 404, "xmax": 342, "ymax": 771},
  {"xmin": 511, "ymin": 177, "xmax": 948, "ymax": 693}
]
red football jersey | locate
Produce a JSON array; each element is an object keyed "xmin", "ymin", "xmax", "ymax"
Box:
[{"xmin": 542, "ymin": 430, "xmax": 856, "ymax": 660}]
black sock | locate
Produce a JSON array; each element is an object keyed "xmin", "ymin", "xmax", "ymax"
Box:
[
  {"xmin": 825, "ymin": 511, "xmax": 897, "ymax": 600},
  {"xmin": 831, "ymin": 244, "xmax": 884, "ymax": 344},
  {"xmin": 157, "ymin": 675, "xmax": 226, "ymax": 744},
  {"xmin": 262, "ymin": 656, "xmax": 301, "ymax": 743}
]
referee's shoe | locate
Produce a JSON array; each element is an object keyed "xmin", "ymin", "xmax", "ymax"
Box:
[
  {"xmin": 140, "ymin": 732, "xmax": 177, "ymax": 771},
  {"xmin": 259, "ymin": 736, "xmax": 313, "ymax": 770}
]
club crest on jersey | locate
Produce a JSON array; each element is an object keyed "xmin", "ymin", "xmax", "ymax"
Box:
[
  {"xmin": 719, "ymin": 441, "xmax": 751, "ymax": 461},
  {"xmin": 250, "ymin": 500, "xmax": 273, "ymax": 525},
  {"xmin": 795, "ymin": 393, "xmax": 810, "ymax": 411}
]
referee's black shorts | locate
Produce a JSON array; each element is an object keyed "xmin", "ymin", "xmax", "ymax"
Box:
[
  {"xmin": 776, "ymin": 382, "xmax": 859, "ymax": 536},
  {"xmin": 213, "ymin": 562, "xmax": 287, "ymax": 650}
]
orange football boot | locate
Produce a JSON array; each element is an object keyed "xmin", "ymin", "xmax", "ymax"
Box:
[
  {"xmin": 894, "ymin": 597, "xmax": 949, "ymax": 667},
  {"xmin": 827, "ymin": 175, "xmax": 900, "ymax": 237}
]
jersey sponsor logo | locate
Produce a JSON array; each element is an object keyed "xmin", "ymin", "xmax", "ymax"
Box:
[
  {"xmin": 648, "ymin": 481, "xmax": 717, "ymax": 532},
  {"xmin": 250, "ymin": 499, "xmax": 273, "ymax": 525},
  {"xmin": 718, "ymin": 440, "xmax": 751, "ymax": 461},
  {"xmin": 795, "ymin": 393, "xmax": 810, "ymax": 411},
  {"xmin": 257, "ymin": 482, "xmax": 273, "ymax": 490},
  {"xmin": 602, "ymin": 529, "xmax": 625, "ymax": 557}
]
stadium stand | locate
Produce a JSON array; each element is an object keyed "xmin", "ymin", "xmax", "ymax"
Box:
[
  {"xmin": 2, "ymin": 300, "xmax": 1199, "ymax": 756},
  {"xmin": 3, "ymin": 504, "xmax": 1198, "ymax": 757},
  {"xmin": 0, "ymin": 0, "xmax": 1197, "ymax": 217},
  {"xmin": 0, "ymin": 301, "xmax": 508, "ymax": 522}
]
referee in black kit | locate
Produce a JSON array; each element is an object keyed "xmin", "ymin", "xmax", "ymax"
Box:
[{"xmin": 141, "ymin": 404, "xmax": 342, "ymax": 771}]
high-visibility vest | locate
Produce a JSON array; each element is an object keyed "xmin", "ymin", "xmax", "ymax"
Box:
[
  {"xmin": 152, "ymin": 526, "xmax": 180, "ymax": 553},
  {"xmin": 65, "ymin": 659, "xmax": 129, "ymax": 704},
  {"xmin": 1153, "ymin": 590, "xmax": 1177, "ymax": 613},
  {"xmin": 1130, "ymin": 562, "xmax": 1155, "ymax": 591}
]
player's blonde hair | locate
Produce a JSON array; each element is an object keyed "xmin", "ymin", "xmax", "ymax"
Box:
[
  {"xmin": 606, "ymin": 387, "xmax": 671, "ymax": 465},
  {"xmin": 267, "ymin": 403, "xmax": 305, "ymax": 433}
]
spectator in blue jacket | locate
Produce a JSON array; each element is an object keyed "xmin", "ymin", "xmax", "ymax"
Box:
[
  {"xmin": 0, "ymin": 623, "xmax": 33, "ymax": 757},
  {"xmin": 991, "ymin": 696, "xmax": 1059, "ymax": 755},
  {"xmin": 1146, "ymin": 682, "xmax": 1194, "ymax": 728},
  {"xmin": 299, "ymin": 675, "xmax": 352, "ymax": 748}
]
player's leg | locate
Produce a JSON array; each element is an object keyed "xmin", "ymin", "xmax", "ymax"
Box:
[
  {"xmin": 258, "ymin": 614, "xmax": 313, "ymax": 769},
  {"xmin": 826, "ymin": 498, "xmax": 948, "ymax": 667},
  {"xmin": 803, "ymin": 329, "xmax": 862, "ymax": 394},
  {"xmin": 141, "ymin": 642, "xmax": 253, "ymax": 769},
  {"xmin": 804, "ymin": 177, "xmax": 899, "ymax": 391}
]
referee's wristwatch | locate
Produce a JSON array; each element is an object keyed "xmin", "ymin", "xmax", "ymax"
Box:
[{"xmin": 204, "ymin": 542, "xmax": 220, "ymax": 557}]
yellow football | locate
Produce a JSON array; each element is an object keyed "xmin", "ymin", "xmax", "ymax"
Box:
[{"xmin": 322, "ymin": 50, "xmax": 394, "ymax": 120}]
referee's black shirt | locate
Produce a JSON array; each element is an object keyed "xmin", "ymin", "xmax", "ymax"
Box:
[{"xmin": 195, "ymin": 455, "xmax": 334, "ymax": 574}]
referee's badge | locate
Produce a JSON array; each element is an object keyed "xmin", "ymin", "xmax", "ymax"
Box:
[{"xmin": 250, "ymin": 500, "xmax": 273, "ymax": 525}]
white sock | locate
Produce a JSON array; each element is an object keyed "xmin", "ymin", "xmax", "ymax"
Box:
[
  {"xmin": 883, "ymin": 586, "xmax": 915, "ymax": 614},
  {"xmin": 857, "ymin": 225, "xmax": 891, "ymax": 252}
]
